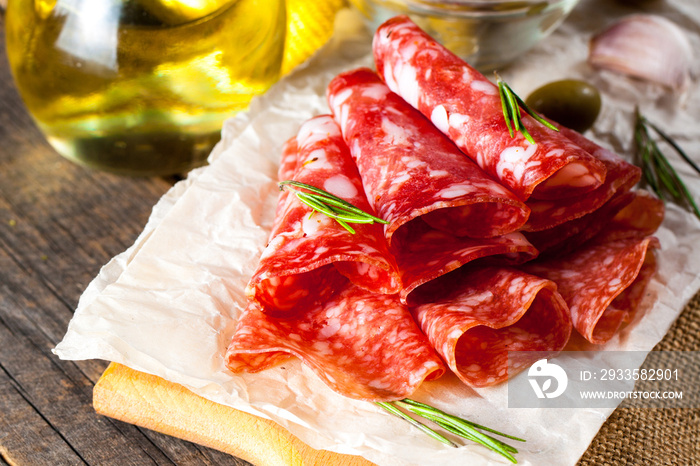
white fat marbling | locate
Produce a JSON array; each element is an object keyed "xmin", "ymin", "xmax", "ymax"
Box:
[
  {"xmin": 430, "ymin": 105, "xmax": 449, "ymax": 134},
  {"xmin": 324, "ymin": 174, "xmax": 358, "ymax": 199},
  {"xmin": 381, "ymin": 116, "xmax": 411, "ymax": 146},
  {"xmin": 438, "ymin": 186, "xmax": 473, "ymax": 199},
  {"xmin": 470, "ymin": 79, "xmax": 498, "ymax": 95},
  {"xmin": 361, "ymin": 83, "xmax": 390, "ymax": 101},
  {"xmin": 298, "ymin": 116, "xmax": 340, "ymax": 147},
  {"xmin": 396, "ymin": 64, "xmax": 419, "ymax": 108},
  {"xmin": 497, "ymin": 143, "xmax": 539, "ymax": 182},
  {"xmin": 328, "ymin": 87, "xmax": 352, "ymax": 113}
]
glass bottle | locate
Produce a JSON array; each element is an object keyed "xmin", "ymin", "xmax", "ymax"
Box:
[{"xmin": 5, "ymin": 0, "xmax": 287, "ymax": 175}]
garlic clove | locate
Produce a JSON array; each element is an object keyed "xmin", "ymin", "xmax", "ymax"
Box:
[{"xmin": 588, "ymin": 14, "xmax": 692, "ymax": 91}]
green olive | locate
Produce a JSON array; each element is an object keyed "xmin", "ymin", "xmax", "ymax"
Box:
[{"xmin": 525, "ymin": 79, "xmax": 602, "ymax": 133}]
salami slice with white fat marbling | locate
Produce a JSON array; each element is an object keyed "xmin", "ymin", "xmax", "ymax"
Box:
[
  {"xmin": 524, "ymin": 190, "xmax": 637, "ymax": 257},
  {"xmin": 327, "ymin": 68, "xmax": 530, "ymax": 241},
  {"xmin": 410, "ymin": 265, "xmax": 571, "ymax": 387},
  {"xmin": 524, "ymin": 125, "xmax": 641, "ymax": 232},
  {"xmin": 523, "ymin": 236, "xmax": 660, "ymax": 344},
  {"xmin": 593, "ymin": 190, "xmax": 665, "ymax": 243},
  {"xmin": 373, "ymin": 16, "xmax": 607, "ymax": 202},
  {"xmin": 326, "ymin": 68, "xmax": 538, "ymax": 302},
  {"xmin": 246, "ymin": 115, "xmax": 401, "ymax": 316},
  {"xmin": 225, "ymin": 18, "xmax": 667, "ymax": 397},
  {"xmin": 226, "ymin": 282, "xmax": 446, "ymax": 401},
  {"xmin": 393, "ymin": 218, "xmax": 538, "ymax": 303}
]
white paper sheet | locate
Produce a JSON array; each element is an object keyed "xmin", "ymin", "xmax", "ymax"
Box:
[{"xmin": 54, "ymin": 2, "xmax": 700, "ymax": 465}]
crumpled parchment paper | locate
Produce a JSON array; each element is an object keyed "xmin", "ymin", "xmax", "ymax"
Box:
[{"xmin": 54, "ymin": 2, "xmax": 700, "ymax": 465}]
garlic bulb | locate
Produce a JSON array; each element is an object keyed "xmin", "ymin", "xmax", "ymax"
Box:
[{"xmin": 588, "ymin": 14, "xmax": 692, "ymax": 91}]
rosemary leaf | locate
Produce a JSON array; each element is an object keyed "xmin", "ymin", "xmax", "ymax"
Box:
[
  {"xmin": 379, "ymin": 398, "xmax": 525, "ymax": 463},
  {"xmin": 651, "ymin": 149, "xmax": 682, "ymax": 200},
  {"xmin": 280, "ymin": 180, "xmax": 386, "ymax": 222},
  {"xmin": 511, "ymin": 90, "xmax": 559, "ymax": 133},
  {"xmin": 295, "ymin": 193, "xmax": 358, "ymax": 233},
  {"xmin": 396, "ymin": 399, "xmax": 523, "ymax": 462},
  {"xmin": 376, "ymin": 402, "xmax": 457, "ymax": 448},
  {"xmin": 636, "ymin": 125, "xmax": 661, "ymax": 196},
  {"xmin": 410, "ymin": 409, "xmax": 518, "ymax": 462},
  {"xmin": 399, "ymin": 399, "xmax": 525, "ymax": 442},
  {"xmin": 499, "ymin": 82, "xmax": 515, "ymax": 138},
  {"xmin": 647, "ymin": 121, "xmax": 700, "ymax": 176},
  {"xmin": 279, "ymin": 180, "xmax": 388, "ymax": 233},
  {"xmin": 634, "ymin": 110, "xmax": 700, "ymax": 219},
  {"xmin": 336, "ymin": 219, "xmax": 355, "ymax": 234},
  {"xmin": 325, "ymin": 206, "xmax": 377, "ymax": 223},
  {"xmin": 315, "ymin": 192, "xmax": 386, "ymax": 223},
  {"xmin": 495, "ymin": 73, "xmax": 559, "ymax": 145},
  {"xmin": 296, "ymin": 192, "xmax": 337, "ymax": 218}
]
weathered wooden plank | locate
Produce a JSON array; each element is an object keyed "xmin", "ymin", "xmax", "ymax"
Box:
[
  {"xmin": 0, "ymin": 362, "xmax": 84, "ymax": 465},
  {"xmin": 0, "ymin": 138, "xmax": 248, "ymax": 465},
  {"xmin": 0, "ymin": 287, "xmax": 169, "ymax": 465},
  {"xmin": 0, "ymin": 138, "xmax": 246, "ymax": 464},
  {"xmin": 2, "ymin": 210, "xmax": 241, "ymax": 466}
]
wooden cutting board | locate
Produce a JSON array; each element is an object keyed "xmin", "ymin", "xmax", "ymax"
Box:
[{"xmin": 93, "ymin": 363, "xmax": 375, "ymax": 466}]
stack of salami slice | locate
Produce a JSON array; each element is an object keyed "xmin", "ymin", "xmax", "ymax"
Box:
[{"xmin": 225, "ymin": 16, "xmax": 663, "ymax": 402}]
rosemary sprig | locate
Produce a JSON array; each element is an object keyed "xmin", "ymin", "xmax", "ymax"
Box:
[
  {"xmin": 376, "ymin": 401, "xmax": 458, "ymax": 448},
  {"xmin": 377, "ymin": 398, "xmax": 525, "ymax": 463},
  {"xmin": 634, "ymin": 109, "xmax": 700, "ymax": 220},
  {"xmin": 496, "ymin": 73, "xmax": 559, "ymax": 145},
  {"xmin": 278, "ymin": 180, "xmax": 388, "ymax": 234}
]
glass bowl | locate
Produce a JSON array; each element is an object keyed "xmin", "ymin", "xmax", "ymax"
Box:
[
  {"xmin": 5, "ymin": 0, "xmax": 286, "ymax": 176},
  {"xmin": 350, "ymin": 0, "xmax": 581, "ymax": 71}
]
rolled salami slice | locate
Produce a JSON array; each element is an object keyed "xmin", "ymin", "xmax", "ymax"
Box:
[
  {"xmin": 524, "ymin": 190, "xmax": 637, "ymax": 257},
  {"xmin": 411, "ymin": 265, "xmax": 571, "ymax": 387},
  {"xmin": 523, "ymin": 236, "xmax": 660, "ymax": 344},
  {"xmin": 525, "ymin": 187, "xmax": 661, "ymax": 257},
  {"xmin": 246, "ymin": 115, "xmax": 401, "ymax": 316},
  {"xmin": 327, "ymin": 68, "xmax": 530, "ymax": 241},
  {"xmin": 226, "ymin": 283, "xmax": 446, "ymax": 401},
  {"xmin": 373, "ymin": 16, "xmax": 607, "ymax": 201},
  {"xmin": 593, "ymin": 190, "xmax": 665, "ymax": 243},
  {"xmin": 278, "ymin": 136, "xmax": 299, "ymax": 181},
  {"xmin": 394, "ymin": 218, "xmax": 538, "ymax": 303},
  {"xmin": 523, "ymin": 126, "xmax": 642, "ymax": 232}
]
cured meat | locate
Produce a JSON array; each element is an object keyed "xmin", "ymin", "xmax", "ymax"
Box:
[
  {"xmin": 246, "ymin": 115, "xmax": 401, "ymax": 316},
  {"xmin": 523, "ymin": 125, "xmax": 642, "ymax": 232},
  {"xmin": 523, "ymin": 236, "xmax": 660, "ymax": 344},
  {"xmin": 525, "ymin": 188, "xmax": 661, "ymax": 256},
  {"xmin": 524, "ymin": 190, "xmax": 637, "ymax": 257},
  {"xmin": 327, "ymin": 68, "xmax": 536, "ymax": 302},
  {"xmin": 226, "ymin": 283, "xmax": 446, "ymax": 401},
  {"xmin": 327, "ymin": 68, "xmax": 530, "ymax": 241},
  {"xmin": 373, "ymin": 16, "xmax": 607, "ymax": 202},
  {"xmin": 278, "ymin": 136, "xmax": 299, "ymax": 181},
  {"xmin": 394, "ymin": 219, "xmax": 538, "ymax": 303},
  {"xmin": 226, "ymin": 20, "xmax": 663, "ymax": 401},
  {"xmin": 410, "ymin": 265, "xmax": 571, "ymax": 387},
  {"xmin": 593, "ymin": 190, "xmax": 665, "ymax": 243}
]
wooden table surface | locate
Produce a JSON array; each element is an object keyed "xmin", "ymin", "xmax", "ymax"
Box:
[{"xmin": 0, "ymin": 7, "xmax": 697, "ymax": 466}]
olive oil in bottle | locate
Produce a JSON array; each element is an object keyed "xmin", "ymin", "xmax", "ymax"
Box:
[{"xmin": 6, "ymin": 0, "xmax": 286, "ymax": 175}]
